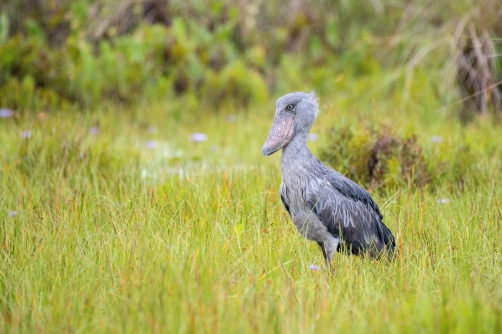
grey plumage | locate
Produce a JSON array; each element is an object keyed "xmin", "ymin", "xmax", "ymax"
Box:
[{"xmin": 262, "ymin": 92, "xmax": 395, "ymax": 265}]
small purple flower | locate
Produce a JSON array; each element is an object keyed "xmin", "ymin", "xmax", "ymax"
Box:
[
  {"xmin": 147, "ymin": 126, "xmax": 157, "ymax": 134},
  {"xmin": 0, "ymin": 108, "xmax": 13, "ymax": 118},
  {"xmin": 226, "ymin": 115, "xmax": 237, "ymax": 123},
  {"xmin": 90, "ymin": 127, "xmax": 99, "ymax": 135},
  {"xmin": 310, "ymin": 264, "xmax": 321, "ymax": 271},
  {"xmin": 308, "ymin": 133, "xmax": 319, "ymax": 141},
  {"xmin": 438, "ymin": 198, "xmax": 450, "ymax": 204},
  {"xmin": 22, "ymin": 131, "xmax": 32, "ymax": 139},
  {"xmin": 146, "ymin": 141, "xmax": 157, "ymax": 149},
  {"xmin": 431, "ymin": 136, "xmax": 443, "ymax": 143},
  {"xmin": 9, "ymin": 211, "xmax": 18, "ymax": 217},
  {"xmin": 191, "ymin": 133, "xmax": 208, "ymax": 142}
]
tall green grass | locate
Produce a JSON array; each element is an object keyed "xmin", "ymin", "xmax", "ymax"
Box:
[{"xmin": 1, "ymin": 67, "xmax": 502, "ymax": 332}]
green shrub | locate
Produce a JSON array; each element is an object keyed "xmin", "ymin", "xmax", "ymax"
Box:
[
  {"xmin": 319, "ymin": 125, "xmax": 481, "ymax": 191},
  {"xmin": 201, "ymin": 61, "xmax": 267, "ymax": 108},
  {"xmin": 0, "ymin": 14, "xmax": 271, "ymax": 111},
  {"xmin": 1, "ymin": 0, "xmax": 498, "ymax": 115}
]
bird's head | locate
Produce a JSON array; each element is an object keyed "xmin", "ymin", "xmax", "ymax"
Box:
[{"xmin": 262, "ymin": 91, "xmax": 319, "ymax": 156}]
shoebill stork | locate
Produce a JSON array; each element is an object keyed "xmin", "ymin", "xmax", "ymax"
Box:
[{"xmin": 262, "ymin": 92, "xmax": 395, "ymax": 266}]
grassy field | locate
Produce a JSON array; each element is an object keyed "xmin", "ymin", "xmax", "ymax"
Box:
[{"xmin": 1, "ymin": 70, "xmax": 502, "ymax": 333}]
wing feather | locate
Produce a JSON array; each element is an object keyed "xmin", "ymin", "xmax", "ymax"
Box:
[
  {"xmin": 325, "ymin": 169, "xmax": 383, "ymax": 220},
  {"xmin": 307, "ymin": 169, "xmax": 395, "ymax": 256},
  {"xmin": 280, "ymin": 190, "xmax": 291, "ymax": 216}
]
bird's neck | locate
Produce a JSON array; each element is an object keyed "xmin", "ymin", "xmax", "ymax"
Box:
[{"xmin": 281, "ymin": 131, "xmax": 312, "ymax": 169}]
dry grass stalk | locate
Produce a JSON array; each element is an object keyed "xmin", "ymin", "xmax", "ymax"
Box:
[{"xmin": 456, "ymin": 23, "xmax": 502, "ymax": 118}]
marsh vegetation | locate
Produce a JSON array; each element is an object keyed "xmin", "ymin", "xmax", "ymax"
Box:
[{"xmin": 1, "ymin": 0, "xmax": 502, "ymax": 332}]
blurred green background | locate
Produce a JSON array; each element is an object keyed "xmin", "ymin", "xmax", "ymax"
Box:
[
  {"xmin": 2, "ymin": 0, "xmax": 502, "ymax": 189},
  {"xmin": 1, "ymin": 1, "xmax": 502, "ymax": 333},
  {"xmin": 1, "ymin": 0, "xmax": 501, "ymax": 116}
]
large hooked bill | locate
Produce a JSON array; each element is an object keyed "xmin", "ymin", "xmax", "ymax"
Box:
[{"xmin": 262, "ymin": 111, "xmax": 295, "ymax": 156}]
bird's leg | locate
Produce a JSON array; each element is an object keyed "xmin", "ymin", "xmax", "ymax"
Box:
[
  {"xmin": 317, "ymin": 238, "xmax": 338, "ymax": 270},
  {"xmin": 317, "ymin": 241, "xmax": 329, "ymax": 264},
  {"xmin": 317, "ymin": 237, "xmax": 339, "ymax": 275},
  {"xmin": 316, "ymin": 241, "xmax": 333, "ymax": 275}
]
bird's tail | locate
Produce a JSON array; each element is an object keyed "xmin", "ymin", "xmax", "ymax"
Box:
[{"xmin": 378, "ymin": 221, "xmax": 396, "ymax": 260}]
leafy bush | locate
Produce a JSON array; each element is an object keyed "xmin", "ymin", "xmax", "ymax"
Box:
[
  {"xmin": 0, "ymin": 0, "xmax": 417, "ymax": 111},
  {"xmin": 1, "ymin": 0, "xmax": 500, "ymax": 118},
  {"xmin": 318, "ymin": 125, "xmax": 481, "ymax": 191},
  {"xmin": 0, "ymin": 12, "xmax": 271, "ymax": 111}
]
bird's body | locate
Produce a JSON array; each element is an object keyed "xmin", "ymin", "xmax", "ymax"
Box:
[{"xmin": 262, "ymin": 92, "xmax": 395, "ymax": 265}]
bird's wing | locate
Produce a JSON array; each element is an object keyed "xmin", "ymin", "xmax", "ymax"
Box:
[
  {"xmin": 280, "ymin": 192, "xmax": 291, "ymax": 216},
  {"xmin": 306, "ymin": 169, "xmax": 395, "ymax": 255},
  {"xmin": 325, "ymin": 169, "xmax": 383, "ymax": 219}
]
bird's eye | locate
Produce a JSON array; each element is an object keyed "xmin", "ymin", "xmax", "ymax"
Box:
[{"xmin": 286, "ymin": 104, "xmax": 294, "ymax": 111}]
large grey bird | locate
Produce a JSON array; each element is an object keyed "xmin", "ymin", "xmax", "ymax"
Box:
[{"xmin": 262, "ymin": 92, "xmax": 395, "ymax": 265}]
